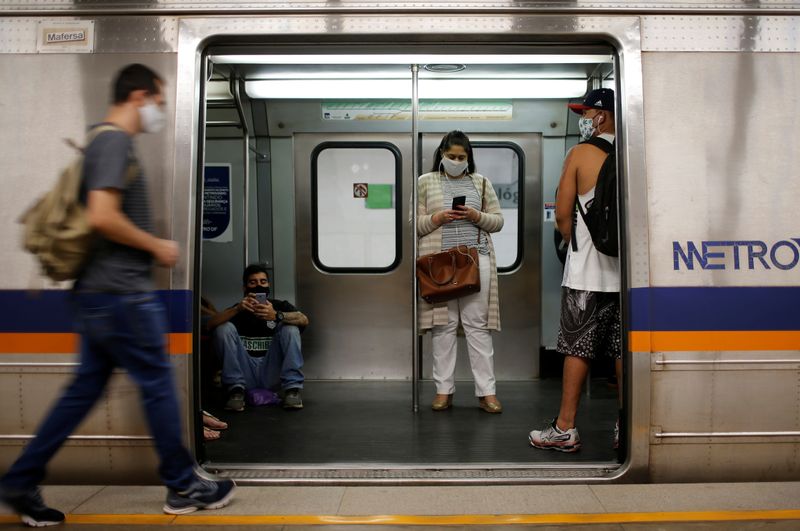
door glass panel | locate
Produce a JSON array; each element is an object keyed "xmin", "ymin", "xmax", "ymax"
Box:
[
  {"xmin": 472, "ymin": 143, "xmax": 523, "ymax": 271},
  {"xmin": 312, "ymin": 143, "xmax": 401, "ymax": 271}
]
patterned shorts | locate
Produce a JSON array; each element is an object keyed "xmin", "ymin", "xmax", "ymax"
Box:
[{"xmin": 556, "ymin": 287, "xmax": 621, "ymax": 360}]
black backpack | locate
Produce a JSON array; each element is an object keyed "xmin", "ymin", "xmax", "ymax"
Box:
[{"xmin": 573, "ymin": 136, "xmax": 618, "ymax": 257}]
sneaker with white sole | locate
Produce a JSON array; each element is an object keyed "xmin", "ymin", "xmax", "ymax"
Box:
[
  {"xmin": 225, "ymin": 387, "xmax": 245, "ymax": 412},
  {"xmin": 528, "ymin": 418, "xmax": 581, "ymax": 453},
  {"xmin": 0, "ymin": 486, "xmax": 65, "ymax": 527},
  {"xmin": 282, "ymin": 388, "xmax": 303, "ymax": 410},
  {"xmin": 163, "ymin": 476, "xmax": 236, "ymax": 515}
]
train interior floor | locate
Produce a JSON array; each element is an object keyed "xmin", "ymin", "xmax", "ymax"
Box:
[{"xmin": 201, "ymin": 379, "xmax": 621, "ymax": 465}]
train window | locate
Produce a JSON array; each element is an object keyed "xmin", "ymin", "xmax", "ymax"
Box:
[
  {"xmin": 311, "ymin": 142, "xmax": 402, "ymax": 272},
  {"xmin": 472, "ymin": 142, "xmax": 524, "ymax": 271}
]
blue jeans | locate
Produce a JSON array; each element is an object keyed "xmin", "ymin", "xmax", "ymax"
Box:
[
  {"xmin": 213, "ymin": 322, "xmax": 304, "ymax": 392},
  {"xmin": 0, "ymin": 292, "xmax": 195, "ymax": 492}
]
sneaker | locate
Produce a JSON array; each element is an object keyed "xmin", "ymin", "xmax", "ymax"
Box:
[
  {"xmin": 163, "ymin": 476, "xmax": 236, "ymax": 515},
  {"xmin": 528, "ymin": 418, "xmax": 581, "ymax": 453},
  {"xmin": 0, "ymin": 486, "xmax": 65, "ymax": 527},
  {"xmin": 282, "ymin": 388, "xmax": 303, "ymax": 410},
  {"xmin": 613, "ymin": 418, "xmax": 620, "ymax": 450},
  {"xmin": 225, "ymin": 388, "xmax": 245, "ymax": 412}
]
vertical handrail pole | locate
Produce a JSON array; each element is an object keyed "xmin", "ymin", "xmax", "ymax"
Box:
[
  {"xmin": 231, "ymin": 76, "xmax": 250, "ymax": 267},
  {"xmin": 411, "ymin": 64, "xmax": 420, "ymax": 413}
]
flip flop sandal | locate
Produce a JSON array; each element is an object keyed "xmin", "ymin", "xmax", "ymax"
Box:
[
  {"xmin": 202, "ymin": 410, "xmax": 228, "ymax": 430},
  {"xmin": 203, "ymin": 426, "xmax": 221, "ymax": 441}
]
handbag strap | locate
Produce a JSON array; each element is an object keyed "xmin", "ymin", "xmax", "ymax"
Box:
[
  {"xmin": 476, "ymin": 177, "xmax": 486, "ymax": 244},
  {"xmin": 426, "ymin": 252, "xmax": 458, "ymax": 285}
]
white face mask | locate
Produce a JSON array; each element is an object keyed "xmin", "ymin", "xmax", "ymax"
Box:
[
  {"xmin": 138, "ymin": 99, "xmax": 165, "ymax": 134},
  {"xmin": 578, "ymin": 116, "xmax": 596, "ymax": 141},
  {"xmin": 440, "ymin": 157, "xmax": 468, "ymax": 176}
]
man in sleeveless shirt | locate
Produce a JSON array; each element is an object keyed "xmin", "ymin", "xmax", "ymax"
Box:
[
  {"xmin": 528, "ymin": 89, "xmax": 622, "ymax": 453},
  {"xmin": 0, "ymin": 64, "xmax": 234, "ymax": 526}
]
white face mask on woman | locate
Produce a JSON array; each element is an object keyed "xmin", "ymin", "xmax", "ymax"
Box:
[
  {"xmin": 138, "ymin": 99, "xmax": 165, "ymax": 134},
  {"xmin": 441, "ymin": 157, "xmax": 468, "ymax": 176}
]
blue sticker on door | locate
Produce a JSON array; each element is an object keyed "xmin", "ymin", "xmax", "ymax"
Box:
[{"xmin": 203, "ymin": 164, "xmax": 232, "ymax": 242}]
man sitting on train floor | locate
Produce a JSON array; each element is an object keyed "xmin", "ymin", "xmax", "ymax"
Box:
[
  {"xmin": 528, "ymin": 88, "xmax": 622, "ymax": 453},
  {"xmin": 205, "ymin": 264, "xmax": 308, "ymax": 411}
]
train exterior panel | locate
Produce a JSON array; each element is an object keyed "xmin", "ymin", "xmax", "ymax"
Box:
[{"xmin": 0, "ymin": 1, "xmax": 798, "ymax": 484}]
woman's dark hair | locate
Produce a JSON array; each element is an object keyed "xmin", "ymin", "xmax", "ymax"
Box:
[
  {"xmin": 112, "ymin": 63, "xmax": 162, "ymax": 104},
  {"xmin": 430, "ymin": 130, "xmax": 476, "ymax": 174},
  {"xmin": 242, "ymin": 263, "xmax": 269, "ymax": 285}
]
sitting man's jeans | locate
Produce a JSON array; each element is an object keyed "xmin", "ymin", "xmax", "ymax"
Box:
[{"xmin": 213, "ymin": 322, "xmax": 304, "ymax": 392}]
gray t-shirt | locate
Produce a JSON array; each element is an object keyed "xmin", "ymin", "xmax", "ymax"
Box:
[{"xmin": 76, "ymin": 126, "xmax": 154, "ymax": 292}]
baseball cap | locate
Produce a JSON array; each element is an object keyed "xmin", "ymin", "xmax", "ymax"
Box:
[{"xmin": 568, "ymin": 88, "xmax": 614, "ymax": 114}]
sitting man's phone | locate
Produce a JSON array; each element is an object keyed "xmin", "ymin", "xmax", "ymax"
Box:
[
  {"xmin": 253, "ymin": 293, "xmax": 268, "ymax": 305},
  {"xmin": 452, "ymin": 195, "xmax": 466, "ymax": 209}
]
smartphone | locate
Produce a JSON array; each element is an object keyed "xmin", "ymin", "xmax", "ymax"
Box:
[
  {"xmin": 452, "ymin": 195, "xmax": 466, "ymax": 209},
  {"xmin": 253, "ymin": 293, "xmax": 268, "ymax": 305}
]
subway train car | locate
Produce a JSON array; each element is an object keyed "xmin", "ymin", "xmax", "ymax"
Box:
[{"xmin": 0, "ymin": 1, "xmax": 798, "ymax": 486}]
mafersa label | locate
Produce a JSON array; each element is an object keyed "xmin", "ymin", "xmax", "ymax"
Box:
[
  {"xmin": 45, "ymin": 31, "xmax": 86, "ymax": 43},
  {"xmin": 37, "ymin": 20, "xmax": 94, "ymax": 53}
]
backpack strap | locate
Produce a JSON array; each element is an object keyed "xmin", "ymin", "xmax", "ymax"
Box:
[
  {"xmin": 581, "ymin": 136, "xmax": 613, "ymax": 154},
  {"xmin": 571, "ymin": 204, "xmax": 578, "ymax": 252},
  {"xmin": 64, "ymin": 124, "xmax": 125, "ymax": 154},
  {"xmin": 74, "ymin": 125, "xmax": 139, "ymax": 203}
]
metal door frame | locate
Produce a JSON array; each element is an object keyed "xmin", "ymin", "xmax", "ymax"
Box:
[{"xmin": 177, "ymin": 14, "xmax": 648, "ymax": 483}]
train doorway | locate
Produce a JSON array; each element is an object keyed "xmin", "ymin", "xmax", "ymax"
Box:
[{"xmin": 197, "ymin": 48, "xmax": 621, "ymax": 479}]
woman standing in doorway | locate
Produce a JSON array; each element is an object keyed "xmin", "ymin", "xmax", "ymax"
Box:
[{"xmin": 417, "ymin": 131, "xmax": 505, "ymax": 413}]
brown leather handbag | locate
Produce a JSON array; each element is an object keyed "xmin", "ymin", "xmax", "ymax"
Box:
[
  {"xmin": 416, "ymin": 178, "xmax": 486, "ymax": 304},
  {"xmin": 416, "ymin": 245, "xmax": 480, "ymax": 304}
]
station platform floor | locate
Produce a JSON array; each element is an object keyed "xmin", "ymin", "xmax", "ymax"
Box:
[{"xmin": 2, "ymin": 481, "xmax": 799, "ymax": 530}]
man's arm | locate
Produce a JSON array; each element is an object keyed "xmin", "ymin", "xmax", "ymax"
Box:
[
  {"xmin": 206, "ymin": 296, "xmax": 256, "ymax": 330},
  {"xmin": 281, "ymin": 311, "xmax": 309, "ymax": 327},
  {"xmin": 86, "ymin": 189, "xmax": 177, "ymax": 266},
  {"xmin": 206, "ymin": 306, "xmax": 239, "ymax": 330},
  {"xmin": 555, "ymin": 147, "xmax": 579, "ymax": 243},
  {"xmin": 252, "ymin": 301, "xmax": 310, "ymax": 327}
]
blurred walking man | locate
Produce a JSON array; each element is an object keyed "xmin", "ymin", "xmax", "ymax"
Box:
[{"xmin": 0, "ymin": 64, "xmax": 235, "ymax": 527}]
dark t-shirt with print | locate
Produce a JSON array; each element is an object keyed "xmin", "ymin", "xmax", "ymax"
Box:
[{"xmin": 229, "ymin": 299, "xmax": 299, "ymax": 357}]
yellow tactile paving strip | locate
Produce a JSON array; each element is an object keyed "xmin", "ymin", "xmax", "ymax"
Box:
[{"xmin": 3, "ymin": 509, "xmax": 800, "ymax": 526}]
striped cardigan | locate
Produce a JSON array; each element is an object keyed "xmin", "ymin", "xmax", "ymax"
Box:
[{"xmin": 416, "ymin": 171, "xmax": 504, "ymax": 331}]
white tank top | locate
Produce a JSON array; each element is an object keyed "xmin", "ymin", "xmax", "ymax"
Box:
[{"xmin": 561, "ymin": 133, "xmax": 620, "ymax": 292}]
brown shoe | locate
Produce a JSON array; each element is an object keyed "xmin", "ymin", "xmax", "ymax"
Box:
[
  {"xmin": 431, "ymin": 394, "xmax": 453, "ymax": 411},
  {"xmin": 478, "ymin": 395, "xmax": 502, "ymax": 414}
]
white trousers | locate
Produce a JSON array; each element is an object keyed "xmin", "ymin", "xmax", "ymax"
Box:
[{"xmin": 431, "ymin": 253, "xmax": 496, "ymax": 397}]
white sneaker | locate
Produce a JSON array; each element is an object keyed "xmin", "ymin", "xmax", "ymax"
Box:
[{"xmin": 528, "ymin": 418, "xmax": 581, "ymax": 453}]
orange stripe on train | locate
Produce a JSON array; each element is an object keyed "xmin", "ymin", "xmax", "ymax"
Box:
[
  {"xmin": 4, "ymin": 331, "xmax": 797, "ymax": 355},
  {"xmin": 630, "ymin": 331, "xmax": 800, "ymax": 352},
  {"xmin": 0, "ymin": 333, "xmax": 192, "ymax": 355}
]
